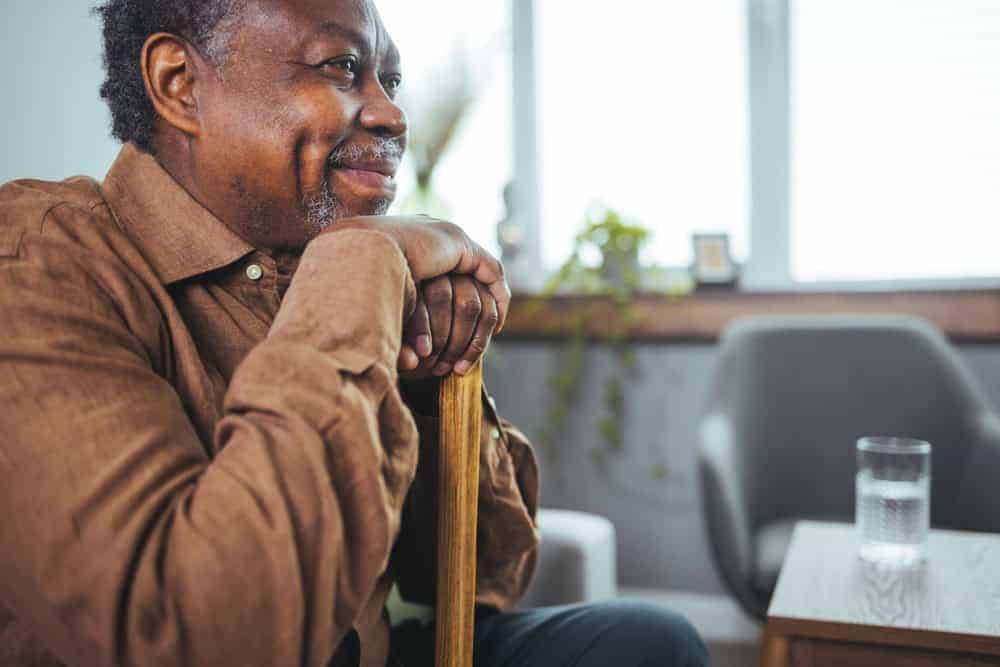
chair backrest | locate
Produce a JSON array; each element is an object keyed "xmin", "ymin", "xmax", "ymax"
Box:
[
  {"xmin": 706, "ymin": 315, "xmax": 993, "ymax": 530},
  {"xmin": 435, "ymin": 362, "xmax": 483, "ymax": 667}
]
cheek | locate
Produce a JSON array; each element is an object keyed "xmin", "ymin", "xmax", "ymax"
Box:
[
  {"xmin": 286, "ymin": 87, "xmax": 358, "ymax": 154},
  {"xmin": 202, "ymin": 88, "xmax": 294, "ymax": 184},
  {"xmin": 201, "ymin": 86, "xmax": 308, "ymax": 197},
  {"xmin": 287, "ymin": 89, "xmax": 359, "ymax": 186},
  {"xmin": 202, "ymin": 79, "xmax": 360, "ymax": 208}
]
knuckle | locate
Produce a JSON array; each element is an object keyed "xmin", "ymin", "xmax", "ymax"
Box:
[
  {"xmin": 424, "ymin": 284, "xmax": 452, "ymax": 308},
  {"xmin": 481, "ymin": 309, "xmax": 499, "ymax": 329},
  {"xmin": 434, "ymin": 220, "xmax": 463, "ymax": 238},
  {"xmin": 457, "ymin": 297, "xmax": 482, "ymax": 320},
  {"xmin": 432, "ymin": 330, "xmax": 450, "ymax": 348},
  {"xmin": 466, "ymin": 338, "xmax": 487, "ymax": 357}
]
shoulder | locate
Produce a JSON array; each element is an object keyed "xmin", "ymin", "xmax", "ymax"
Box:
[
  {"xmin": 0, "ymin": 175, "xmax": 163, "ymax": 328},
  {"xmin": 0, "ymin": 175, "xmax": 125, "ymax": 251},
  {"xmin": 0, "ymin": 173, "xmax": 159, "ymax": 261}
]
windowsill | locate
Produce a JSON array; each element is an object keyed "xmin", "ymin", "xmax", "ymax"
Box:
[{"xmin": 499, "ymin": 288, "xmax": 1000, "ymax": 342}]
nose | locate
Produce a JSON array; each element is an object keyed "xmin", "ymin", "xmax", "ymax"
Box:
[{"xmin": 359, "ymin": 91, "xmax": 407, "ymax": 138}]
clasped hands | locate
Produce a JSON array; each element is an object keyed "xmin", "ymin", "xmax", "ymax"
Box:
[{"xmin": 321, "ymin": 216, "xmax": 510, "ymax": 380}]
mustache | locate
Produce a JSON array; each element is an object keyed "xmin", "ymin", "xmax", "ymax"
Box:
[{"xmin": 328, "ymin": 137, "xmax": 403, "ymax": 166}]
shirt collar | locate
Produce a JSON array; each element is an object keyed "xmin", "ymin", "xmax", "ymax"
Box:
[{"xmin": 99, "ymin": 143, "xmax": 255, "ymax": 285}]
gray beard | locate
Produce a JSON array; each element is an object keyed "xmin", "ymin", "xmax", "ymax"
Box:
[
  {"xmin": 301, "ymin": 178, "xmax": 391, "ymax": 234},
  {"xmin": 302, "ymin": 174, "xmax": 343, "ymax": 234},
  {"xmin": 301, "ymin": 137, "xmax": 402, "ymax": 232}
]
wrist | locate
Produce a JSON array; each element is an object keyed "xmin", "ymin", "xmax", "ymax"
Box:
[{"xmin": 322, "ymin": 217, "xmax": 405, "ymax": 264}]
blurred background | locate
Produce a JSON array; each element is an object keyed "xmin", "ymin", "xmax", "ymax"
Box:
[{"xmin": 6, "ymin": 1, "xmax": 1000, "ymax": 664}]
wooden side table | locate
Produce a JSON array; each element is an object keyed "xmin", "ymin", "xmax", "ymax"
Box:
[{"xmin": 761, "ymin": 521, "xmax": 1000, "ymax": 666}]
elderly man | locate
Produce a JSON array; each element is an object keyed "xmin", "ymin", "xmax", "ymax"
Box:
[{"xmin": 0, "ymin": 1, "xmax": 707, "ymax": 665}]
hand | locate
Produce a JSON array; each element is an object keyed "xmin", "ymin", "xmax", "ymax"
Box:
[
  {"xmin": 398, "ymin": 274, "xmax": 499, "ymax": 377},
  {"xmin": 323, "ymin": 216, "xmax": 510, "ymax": 330}
]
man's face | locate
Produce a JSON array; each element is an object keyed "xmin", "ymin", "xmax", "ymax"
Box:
[{"xmin": 192, "ymin": 0, "xmax": 406, "ymax": 250}]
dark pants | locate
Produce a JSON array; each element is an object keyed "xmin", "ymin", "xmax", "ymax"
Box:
[{"xmin": 390, "ymin": 600, "xmax": 709, "ymax": 667}]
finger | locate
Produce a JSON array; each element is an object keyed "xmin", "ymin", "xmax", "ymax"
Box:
[
  {"xmin": 466, "ymin": 243, "xmax": 509, "ymax": 331},
  {"xmin": 429, "ymin": 223, "xmax": 508, "ymax": 328},
  {"xmin": 422, "ymin": 275, "xmax": 454, "ymax": 366},
  {"xmin": 453, "ymin": 281, "xmax": 498, "ymax": 376},
  {"xmin": 492, "ymin": 275, "xmax": 511, "ymax": 333},
  {"xmin": 433, "ymin": 275, "xmax": 480, "ymax": 376},
  {"xmin": 398, "ymin": 344, "xmax": 420, "ymax": 371},
  {"xmin": 404, "ymin": 294, "xmax": 433, "ymax": 358}
]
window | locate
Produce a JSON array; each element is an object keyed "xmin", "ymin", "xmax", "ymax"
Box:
[
  {"xmin": 534, "ymin": 1, "xmax": 750, "ymax": 270},
  {"xmin": 516, "ymin": 0, "xmax": 1000, "ymax": 288},
  {"xmin": 380, "ymin": 0, "xmax": 512, "ymax": 256},
  {"xmin": 790, "ymin": 0, "xmax": 1000, "ymax": 282}
]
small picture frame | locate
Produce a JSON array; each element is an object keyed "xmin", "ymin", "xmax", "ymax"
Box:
[{"xmin": 691, "ymin": 233, "xmax": 738, "ymax": 286}]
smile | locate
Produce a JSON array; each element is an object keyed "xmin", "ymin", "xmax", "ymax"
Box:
[{"xmin": 330, "ymin": 166, "xmax": 397, "ymax": 197}]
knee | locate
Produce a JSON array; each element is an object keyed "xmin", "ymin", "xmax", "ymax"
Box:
[{"xmin": 597, "ymin": 600, "xmax": 709, "ymax": 667}]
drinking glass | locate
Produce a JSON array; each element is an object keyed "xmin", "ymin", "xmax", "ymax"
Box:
[{"xmin": 855, "ymin": 436, "xmax": 931, "ymax": 565}]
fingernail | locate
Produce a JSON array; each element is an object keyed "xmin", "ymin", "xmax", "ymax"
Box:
[
  {"xmin": 416, "ymin": 334, "xmax": 432, "ymax": 357},
  {"xmin": 453, "ymin": 360, "xmax": 471, "ymax": 375},
  {"xmin": 433, "ymin": 362, "xmax": 451, "ymax": 376}
]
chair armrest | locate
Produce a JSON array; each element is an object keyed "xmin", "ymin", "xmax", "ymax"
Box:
[
  {"xmin": 697, "ymin": 413, "xmax": 760, "ymax": 615},
  {"xmin": 391, "ymin": 509, "xmax": 617, "ymax": 619},
  {"xmin": 516, "ymin": 509, "xmax": 617, "ymax": 609}
]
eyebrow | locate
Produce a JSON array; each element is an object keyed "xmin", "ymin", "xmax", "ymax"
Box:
[
  {"xmin": 310, "ymin": 19, "xmax": 400, "ymax": 67},
  {"xmin": 384, "ymin": 42, "xmax": 401, "ymax": 69},
  {"xmin": 312, "ymin": 20, "xmax": 370, "ymax": 51}
]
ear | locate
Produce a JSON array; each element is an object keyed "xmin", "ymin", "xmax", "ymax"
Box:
[{"xmin": 141, "ymin": 33, "xmax": 202, "ymax": 139}]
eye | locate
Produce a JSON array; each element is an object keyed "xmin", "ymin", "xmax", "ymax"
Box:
[
  {"xmin": 381, "ymin": 74, "xmax": 403, "ymax": 97},
  {"xmin": 317, "ymin": 55, "xmax": 360, "ymax": 83}
]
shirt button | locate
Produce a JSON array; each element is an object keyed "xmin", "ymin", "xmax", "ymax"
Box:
[{"xmin": 245, "ymin": 263, "xmax": 264, "ymax": 281}]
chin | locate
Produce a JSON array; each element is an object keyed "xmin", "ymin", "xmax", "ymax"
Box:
[
  {"xmin": 341, "ymin": 195, "xmax": 392, "ymax": 218},
  {"xmin": 365, "ymin": 198, "xmax": 392, "ymax": 216}
]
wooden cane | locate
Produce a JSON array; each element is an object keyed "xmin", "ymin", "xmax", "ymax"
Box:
[{"xmin": 434, "ymin": 361, "xmax": 483, "ymax": 667}]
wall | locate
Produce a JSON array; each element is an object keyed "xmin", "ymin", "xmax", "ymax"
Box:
[
  {"xmin": 486, "ymin": 340, "xmax": 1000, "ymax": 595},
  {"xmin": 1, "ymin": 1, "xmax": 119, "ymax": 184}
]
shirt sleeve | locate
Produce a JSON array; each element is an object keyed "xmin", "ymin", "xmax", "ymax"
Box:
[
  {"xmin": 392, "ymin": 388, "xmax": 540, "ymax": 611},
  {"xmin": 0, "ymin": 221, "xmax": 418, "ymax": 667}
]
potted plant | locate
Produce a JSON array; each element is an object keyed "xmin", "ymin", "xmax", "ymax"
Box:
[{"xmin": 531, "ymin": 206, "xmax": 685, "ymax": 479}]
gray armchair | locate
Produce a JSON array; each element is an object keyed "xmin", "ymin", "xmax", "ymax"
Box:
[{"xmin": 697, "ymin": 315, "xmax": 1000, "ymax": 619}]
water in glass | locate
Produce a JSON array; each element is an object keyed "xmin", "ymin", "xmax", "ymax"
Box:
[{"xmin": 855, "ymin": 437, "xmax": 931, "ymax": 565}]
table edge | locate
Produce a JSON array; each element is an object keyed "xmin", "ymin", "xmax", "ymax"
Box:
[{"xmin": 767, "ymin": 615, "xmax": 1000, "ymax": 657}]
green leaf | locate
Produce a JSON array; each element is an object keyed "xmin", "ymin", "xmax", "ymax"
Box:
[{"xmin": 652, "ymin": 464, "xmax": 671, "ymax": 480}]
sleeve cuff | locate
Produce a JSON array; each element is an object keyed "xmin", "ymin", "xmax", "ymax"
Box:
[{"xmin": 268, "ymin": 229, "xmax": 416, "ymax": 371}]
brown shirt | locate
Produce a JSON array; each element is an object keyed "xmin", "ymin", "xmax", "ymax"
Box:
[{"xmin": 0, "ymin": 145, "xmax": 539, "ymax": 667}]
